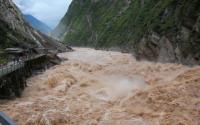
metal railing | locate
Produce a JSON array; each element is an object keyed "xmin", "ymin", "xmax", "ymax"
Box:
[
  {"xmin": 0, "ymin": 61, "xmax": 24, "ymax": 78},
  {"xmin": 0, "ymin": 54, "xmax": 46, "ymax": 78}
]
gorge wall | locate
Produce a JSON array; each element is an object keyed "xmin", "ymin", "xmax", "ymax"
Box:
[
  {"xmin": 53, "ymin": 0, "xmax": 200, "ymax": 65},
  {"xmin": 0, "ymin": 0, "xmax": 65, "ymax": 52}
]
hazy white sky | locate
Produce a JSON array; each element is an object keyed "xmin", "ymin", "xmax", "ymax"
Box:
[{"xmin": 12, "ymin": 0, "xmax": 72, "ymax": 28}]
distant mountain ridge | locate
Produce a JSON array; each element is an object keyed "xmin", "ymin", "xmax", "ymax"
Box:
[
  {"xmin": 0, "ymin": 0, "xmax": 66, "ymax": 52},
  {"xmin": 24, "ymin": 14, "xmax": 51, "ymax": 35}
]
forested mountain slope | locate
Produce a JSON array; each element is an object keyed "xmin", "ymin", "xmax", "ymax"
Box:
[{"xmin": 53, "ymin": 0, "xmax": 200, "ymax": 65}]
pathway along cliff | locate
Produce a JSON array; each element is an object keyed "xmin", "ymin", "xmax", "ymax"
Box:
[{"xmin": 0, "ymin": 48, "xmax": 200, "ymax": 125}]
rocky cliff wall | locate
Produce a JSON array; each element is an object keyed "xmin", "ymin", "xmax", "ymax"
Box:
[
  {"xmin": 0, "ymin": 0, "xmax": 65, "ymax": 52},
  {"xmin": 53, "ymin": 0, "xmax": 200, "ymax": 65}
]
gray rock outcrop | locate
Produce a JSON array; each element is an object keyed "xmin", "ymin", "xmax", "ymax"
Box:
[{"xmin": 0, "ymin": 0, "xmax": 66, "ymax": 52}]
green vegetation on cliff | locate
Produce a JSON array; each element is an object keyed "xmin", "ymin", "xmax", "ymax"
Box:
[
  {"xmin": 0, "ymin": 19, "xmax": 35, "ymax": 49},
  {"xmin": 54, "ymin": 0, "xmax": 200, "ymax": 64}
]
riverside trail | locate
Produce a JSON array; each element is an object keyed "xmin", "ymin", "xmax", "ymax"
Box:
[{"xmin": 0, "ymin": 48, "xmax": 200, "ymax": 125}]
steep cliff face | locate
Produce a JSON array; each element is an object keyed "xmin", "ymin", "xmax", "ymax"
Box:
[
  {"xmin": 53, "ymin": 0, "xmax": 200, "ymax": 65},
  {"xmin": 0, "ymin": 0, "xmax": 65, "ymax": 51}
]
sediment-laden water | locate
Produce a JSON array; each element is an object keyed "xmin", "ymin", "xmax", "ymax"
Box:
[{"xmin": 0, "ymin": 48, "xmax": 200, "ymax": 125}]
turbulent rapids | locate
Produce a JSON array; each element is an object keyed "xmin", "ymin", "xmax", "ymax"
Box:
[{"xmin": 0, "ymin": 48, "xmax": 200, "ymax": 125}]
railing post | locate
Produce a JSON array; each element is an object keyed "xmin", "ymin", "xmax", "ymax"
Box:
[
  {"xmin": 0, "ymin": 66, "xmax": 2, "ymax": 77},
  {"xmin": 7, "ymin": 63, "xmax": 8, "ymax": 74},
  {"xmin": 12, "ymin": 62, "xmax": 13, "ymax": 72}
]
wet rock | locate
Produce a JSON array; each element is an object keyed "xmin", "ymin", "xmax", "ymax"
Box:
[{"xmin": 158, "ymin": 37, "xmax": 176, "ymax": 63}]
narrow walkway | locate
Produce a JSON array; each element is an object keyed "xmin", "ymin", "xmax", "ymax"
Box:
[{"xmin": 0, "ymin": 54, "xmax": 45, "ymax": 78}]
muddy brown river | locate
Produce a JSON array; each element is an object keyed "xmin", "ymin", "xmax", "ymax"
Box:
[{"xmin": 0, "ymin": 48, "xmax": 200, "ymax": 125}]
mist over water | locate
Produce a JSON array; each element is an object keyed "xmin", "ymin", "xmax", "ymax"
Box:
[
  {"xmin": 0, "ymin": 48, "xmax": 199, "ymax": 125},
  {"xmin": 92, "ymin": 74, "xmax": 147, "ymax": 101}
]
